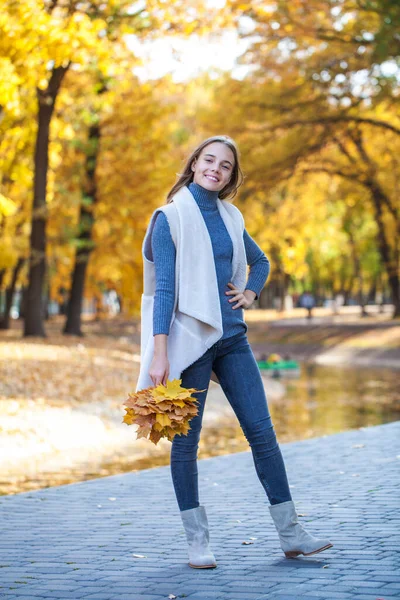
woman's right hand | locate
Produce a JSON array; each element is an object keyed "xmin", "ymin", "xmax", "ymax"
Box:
[{"xmin": 149, "ymin": 353, "xmax": 170, "ymax": 387}]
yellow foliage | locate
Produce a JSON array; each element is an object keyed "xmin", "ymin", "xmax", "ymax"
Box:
[
  {"xmin": 0, "ymin": 194, "xmax": 17, "ymax": 218},
  {"xmin": 0, "ymin": 237, "xmax": 18, "ymax": 270}
]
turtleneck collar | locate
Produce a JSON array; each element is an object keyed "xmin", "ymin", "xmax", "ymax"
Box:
[{"xmin": 188, "ymin": 181, "xmax": 219, "ymax": 211}]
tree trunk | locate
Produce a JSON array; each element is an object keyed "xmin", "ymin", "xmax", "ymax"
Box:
[
  {"xmin": 368, "ymin": 179, "xmax": 400, "ymax": 318},
  {"xmin": 24, "ymin": 65, "xmax": 69, "ymax": 337},
  {"xmin": 358, "ymin": 272, "xmax": 369, "ymax": 317},
  {"xmin": 366, "ymin": 277, "xmax": 377, "ymax": 305},
  {"xmin": 18, "ymin": 287, "xmax": 27, "ymax": 319},
  {"xmin": 63, "ymin": 256, "xmax": 90, "ymax": 335},
  {"xmin": 348, "ymin": 229, "xmax": 368, "ymax": 316},
  {"xmin": 343, "ymin": 275, "xmax": 355, "ymax": 305},
  {"xmin": 63, "ymin": 123, "xmax": 99, "ymax": 336},
  {"xmin": 278, "ymin": 274, "xmax": 285, "ymax": 311},
  {"xmin": 0, "ymin": 258, "xmax": 24, "ymax": 329}
]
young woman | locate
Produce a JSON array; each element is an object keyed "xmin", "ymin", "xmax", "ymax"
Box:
[{"xmin": 138, "ymin": 135, "xmax": 333, "ymax": 569}]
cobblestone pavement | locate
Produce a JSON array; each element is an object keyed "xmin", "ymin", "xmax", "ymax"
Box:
[{"xmin": 1, "ymin": 421, "xmax": 399, "ymax": 600}]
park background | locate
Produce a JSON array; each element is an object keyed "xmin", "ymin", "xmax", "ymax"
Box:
[{"xmin": 0, "ymin": 0, "xmax": 399, "ymax": 496}]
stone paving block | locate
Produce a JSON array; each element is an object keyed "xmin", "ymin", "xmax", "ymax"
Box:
[
  {"xmin": 78, "ymin": 594, "xmax": 114, "ymax": 600},
  {"xmin": 248, "ymin": 575, "xmax": 309, "ymax": 584},
  {"xmin": 113, "ymin": 596, "xmax": 167, "ymax": 600},
  {"xmin": 224, "ymin": 581, "xmax": 276, "ymax": 590},
  {"xmin": 350, "ymin": 588, "xmax": 397, "ymax": 596},
  {"xmin": 357, "ymin": 597, "xmax": 400, "ymax": 600},
  {"xmin": 29, "ymin": 591, "xmax": 89, "ymax": 599},
  {"xmin": 338, "ymin": 578, "xmax": 384, "ymax": 587},
  {"xmin": 264, "ymin": 584, "xmax": 321, "ymax": 594},
  {"xmin": 2, "ymin": 593, "xmax": 47, "ymax": 599},
  {"xmin": 3, "ymin": 587, "xmax": 46, "ymax": 596},
  {"xmin": 0, "ymin": 597, "xmax": 35, "ymax": 600},
  {"xmin": 366, "ymin": 574, "xmax": 400, "ymax": 582},
  {"xmin": 290, "ymin": 592, "xmax": 355, "ymax": 599},
  {"xmin": 224, "ymin": 594, "xmax": 273, "ymax": 600},
  {"xmin": 309, "ymin": 585, "xmax": 355, "ymax": 593},
  {"xmin": 172, "ymin": 594, "xmax": 224, "ymax": 600},
  {"xmin": 384, "ymin": 582, "xmax": 400, "ymax": 589},
  {"xmin": 70, "ymin": 587, "xmax": 110, "ymax": 594},
  {"xmin": 257, "ymin": 595, "xmax": 321, "ymax": 600}
]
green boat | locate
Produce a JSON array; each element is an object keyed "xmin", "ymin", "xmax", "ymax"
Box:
[
  {"xmin": 257, "ymin": 359, "xmax": 299, "ymax": 370},
  {"xmin": 257, "ymin": 356, "xmax": 300, "ymax": 378}
]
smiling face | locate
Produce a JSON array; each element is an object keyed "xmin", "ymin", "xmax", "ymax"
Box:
[{"xmin": 191, "ymin": 142, "xmax": 235, "ymax": 193}]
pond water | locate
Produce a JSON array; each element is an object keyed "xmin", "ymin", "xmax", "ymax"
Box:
[
  {"xmin": 105, "ymin": 363, "xmax": 400, "ymax": 470},
  {"xmin": 4, "ymin": 364, "xmax": 399, "ymax": 495}
]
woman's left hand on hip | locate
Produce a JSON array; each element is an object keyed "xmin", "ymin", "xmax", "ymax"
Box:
[{"xmin": 225, "ymin": 282, "xmax": 255, "ymax": 310}]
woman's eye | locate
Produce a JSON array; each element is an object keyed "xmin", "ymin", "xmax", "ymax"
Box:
[{"xmin": 223, "ymin": 165, "xmax": 230, "ymax": 170}]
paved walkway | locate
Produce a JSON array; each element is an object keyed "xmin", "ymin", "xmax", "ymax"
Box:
[{"xmin": 1, "ymin": 421, "xmax": 399, "ymax": 600}]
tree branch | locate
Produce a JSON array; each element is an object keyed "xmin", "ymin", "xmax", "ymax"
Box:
[{"xmin": 263, "ymin": 116, "xmax": 400, "ymax": 137}]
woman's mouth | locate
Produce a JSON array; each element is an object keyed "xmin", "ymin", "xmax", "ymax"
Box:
[{"xmin": 205, "ymin": 174, "xmax": 219, "ymax": 182}]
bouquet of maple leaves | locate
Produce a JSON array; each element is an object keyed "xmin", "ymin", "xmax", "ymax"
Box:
[{"xmin": 122, "ymin": 379, "xmax": 206, "ymax": 445}]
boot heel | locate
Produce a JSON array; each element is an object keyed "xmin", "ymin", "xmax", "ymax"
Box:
[{"xmin": 284, "ymin": 550, "xmax": 302, "ymax": 558}]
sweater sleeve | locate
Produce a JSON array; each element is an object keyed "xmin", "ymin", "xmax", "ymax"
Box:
[
  {"xmin": 151, "ymin": 212, "xmax": 176, "ymax": 335},
  {"xmin": 243, "ymin": 229, "xmax": 270, "ymax": 300}
]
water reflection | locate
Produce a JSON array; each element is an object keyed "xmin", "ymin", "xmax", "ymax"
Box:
[
  {"xmin": 200, "ymin": 363, "xmax": 400, "ymax": 459},
  {"xmin": 4, "ymin": 364, "xmax": 399, "ymax": 496},
  {"xmin": 274, "ymin": 363, "xmax": 400, "ymax": 440}
]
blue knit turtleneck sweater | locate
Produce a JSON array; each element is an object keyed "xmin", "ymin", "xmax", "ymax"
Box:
[{"xmin": 150, "ymin": 182, "xmax": 270, "ymax": 339}]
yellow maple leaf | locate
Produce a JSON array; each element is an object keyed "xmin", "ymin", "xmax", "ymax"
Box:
[
  {"xmin": 171, "ymin": 400, "xmax": 186, "ymax": 408},
  {"xmin": 156, "ymin": 413, "xmax": 172, "ymax": 427},
  {"xmin": 152, "ymin": 378, "xmax": 185, "ymax": 399},
  {"xmin": 122, "ymin": 413, "xmax": 135, "ymax": 425},
  {"xmin": 152, "ymin": 379, "xmax": 205, "ymax": 402}
]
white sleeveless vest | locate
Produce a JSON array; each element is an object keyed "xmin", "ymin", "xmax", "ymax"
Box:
[{"xmin": 135, "ymin": 185, "xmax": 247, "ymax": 392}]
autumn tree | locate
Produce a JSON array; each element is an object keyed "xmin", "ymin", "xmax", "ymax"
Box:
[
  {"xmin": 46, "ymin": 63, "xmax": 176, "ymax": 333},
  {"xmin": 1, "ymin": 0, "xmax": 234, "ymax": 336},
  {"xmin": 217, "ymin": 0, "xmax": 400, "ymax": 315}
]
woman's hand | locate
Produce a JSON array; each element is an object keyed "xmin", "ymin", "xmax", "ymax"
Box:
[
  {"xmin": 149, "ymin": 352, "xmax": 170, "ymax": 386},
  {"xmin": 225, "ymin": 282, "xmax": 256, "ymax": 310}
]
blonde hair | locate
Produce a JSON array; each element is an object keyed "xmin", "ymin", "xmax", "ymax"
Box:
[{"xmin": 165, "ymin": 135, "xmax": 244, "ymax": 204}]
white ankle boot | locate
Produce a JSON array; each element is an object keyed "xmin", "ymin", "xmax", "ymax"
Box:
[
  {"xmin": 269, "ymin": 500, "xmax": 333, "ymax": 558},
  {"xmin": 180, "ymin": 505, "xmax": 217, "ymax": 568}
]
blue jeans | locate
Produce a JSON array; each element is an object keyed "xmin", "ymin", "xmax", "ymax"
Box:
[{"xmin": 170, "ymin": 330, "xmax": 292, "ymax": 511}]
